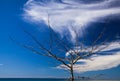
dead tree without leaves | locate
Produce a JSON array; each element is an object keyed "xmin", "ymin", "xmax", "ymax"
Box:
[{"xmin": 10, "ymin": 18, "xmax": 115, "ymax": 81}]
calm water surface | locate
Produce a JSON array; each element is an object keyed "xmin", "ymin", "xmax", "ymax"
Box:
[{"xmin": 0, "ymin": 79, "xmax": 119, "ymax": 81}]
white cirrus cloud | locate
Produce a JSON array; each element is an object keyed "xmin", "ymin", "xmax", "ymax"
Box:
[
  {"xmin": 23, "ymin": 0, "xmax": 120, "ymax": 73},
  {"xmin": 57, "ymin": 42, "xmax": 120, "ymax": 73},
  {"xmin": 73, "ymin": 53, "xmax": 120, "ymax": 73},
  {"xmin": 23, "ymin": 0, "xmax": 120, "ymax": 41}
]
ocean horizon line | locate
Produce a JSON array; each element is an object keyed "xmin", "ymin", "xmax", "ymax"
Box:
[{"xmin": 0, "ymin": 78, "xmax": 119, "ymax": 80}]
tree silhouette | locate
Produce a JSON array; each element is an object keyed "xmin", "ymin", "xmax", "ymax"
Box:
[{"xmin": 10, "ymin": 19, "xmax": 114, "ymax": 81}]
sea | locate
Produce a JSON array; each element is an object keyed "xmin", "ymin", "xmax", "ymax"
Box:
[{"xmin": 0, "ymin": 79, "xmax": 119, "ymax": 81}]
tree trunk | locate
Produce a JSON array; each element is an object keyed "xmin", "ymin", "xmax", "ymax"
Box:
[{"xmin": 70, "ymin": 66, "xmax": 74, "ymax": 81}]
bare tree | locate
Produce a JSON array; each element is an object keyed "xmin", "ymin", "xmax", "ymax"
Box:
[{"xmin": 10, "ymin": 19, "xmax": 113, "ymax": 81}]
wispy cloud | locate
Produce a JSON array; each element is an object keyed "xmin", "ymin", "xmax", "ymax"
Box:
[
  {"xmin": 73, "ymin": 53, "xmax": 120, "ymax": 73},
  {"xmin": 23, "ymin": 0, "xmax": 120, "ymax": 41},
  {"xmin": 57, "ymin": 42, "xmax": 120, "ymax": 73},
  {"xmin": 23, "ymin": 0, "xmax": 120, "ymax": 73}
]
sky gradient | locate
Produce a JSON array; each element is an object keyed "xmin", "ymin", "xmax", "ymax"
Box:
[{"xmin": 0, "ymin": 0, "xmax": 120, "ymax": 79}]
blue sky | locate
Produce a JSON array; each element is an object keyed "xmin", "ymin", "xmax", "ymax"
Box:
[{"xmin": 0, "ymin": 0, "xmax": 120, "ymax": 79}]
